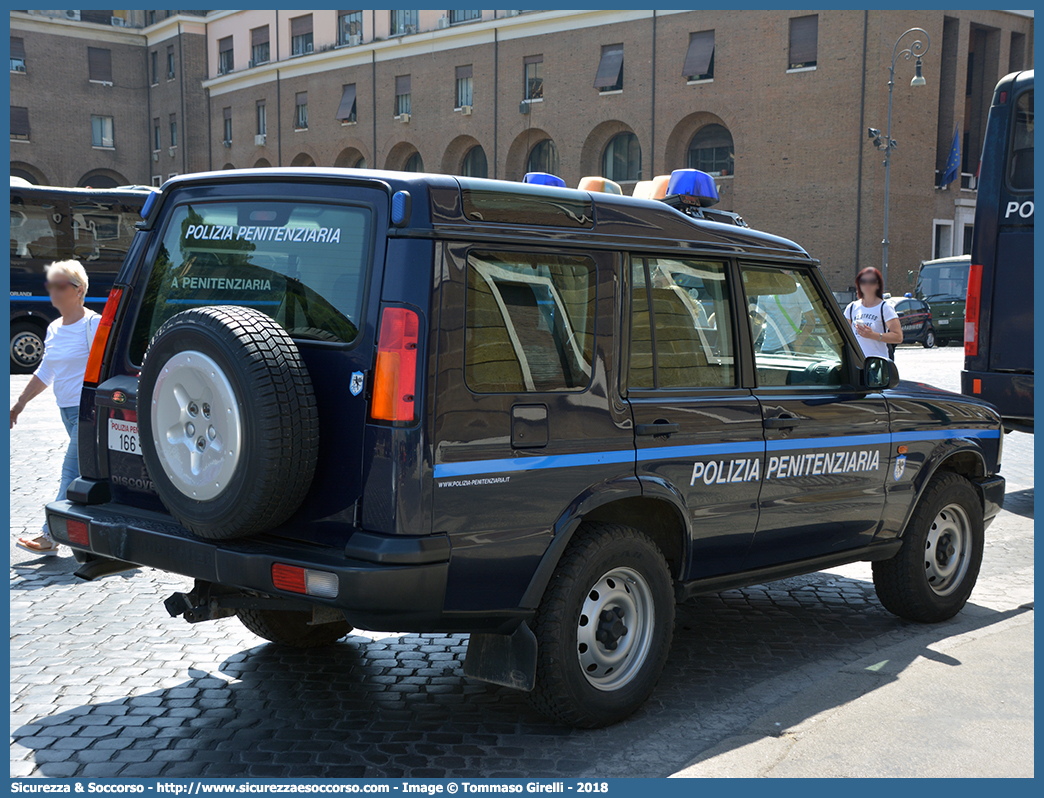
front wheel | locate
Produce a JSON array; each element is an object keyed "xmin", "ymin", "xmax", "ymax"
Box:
[
  {"xmin": 528, "ymin": 524, "xmax": 675, "ymax": 728},
  {"xmin": 11, "ymin": 321, "xmax": 45, "ymax": 374},
  {"xmin": 923, "ymin": 327, "xmax": 936, "ymax": 348},
  {"xmin": 872, "ymin": 471, "xmax": 984, "ymax": 622}
]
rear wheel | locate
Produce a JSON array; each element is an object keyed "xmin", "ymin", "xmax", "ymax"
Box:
[
  {"xmin": 936, "ymin": 336, "xmax": 948, "ymax": 347},
  {"xmin": 528, "ymin": 524, "xmax": 675, "ymax": 728},
  {"xmin": 923, "ymin": 327, "xmax": 936, "ymax": 348},
  {"xmin": 11, "ymin": 321, "xmax": 45, "ymax": 374},
  {"xmin": 237, "ymin": 608, "xmax": 352, "ymax": 648},
  {"xmin": 872, "ymin": 471, "xmax": 983, "ymax": 622}
]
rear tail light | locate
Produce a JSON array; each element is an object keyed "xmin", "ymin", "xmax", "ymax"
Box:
[
  {"xmin": 84, "ymin": 287, "xmax": 124, "ymax": 386},
  {"xmin": 964, "ymin": 263, "xmax": 983, "ymax": 356},
  {"xmin": 371, "ymin": 306, "xmax": 419, "ymax": 423},
  {"xmin": 66, "ymin": 519, "xmax": 89, "ymax": 547},
  {"xmin": 271, "ymin": 564, "xmax": 339, "ymax": 598}
]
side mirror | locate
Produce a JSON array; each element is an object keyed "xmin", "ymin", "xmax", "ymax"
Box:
[{"xmin": 864, "ymin": 356, "xmax": 900, "ymax": 390}]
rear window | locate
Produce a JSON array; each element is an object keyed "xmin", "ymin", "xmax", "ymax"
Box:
[{"xmin": 130, "ymin": 200, "xmax": 371, "ymax": 363}]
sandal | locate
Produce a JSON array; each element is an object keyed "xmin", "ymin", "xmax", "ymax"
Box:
[{"xmin": 16, "ymin": 533, "xmax": 60, "ymax": 555}]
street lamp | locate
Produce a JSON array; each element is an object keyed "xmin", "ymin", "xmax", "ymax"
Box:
[{"xmin": 869, "ymin": 27, "xmax": 930, "ymax": 293}]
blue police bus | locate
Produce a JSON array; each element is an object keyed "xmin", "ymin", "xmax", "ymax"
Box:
[
  {"xmin": 962, "ymin": 70, "xmax": 1034, "ymax": 433},
  {"xmin": 9, "ymin": 179, "xmax": 154, "ymax": 373}
]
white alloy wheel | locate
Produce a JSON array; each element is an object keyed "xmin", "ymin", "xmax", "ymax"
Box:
[{"xmin": 150, "ymin": 350, "xmax": 242, "ymax": 501}]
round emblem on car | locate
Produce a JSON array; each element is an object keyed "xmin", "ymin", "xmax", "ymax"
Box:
[{"xmin": 112, "ymin": 390, "xmax": 127, "ymax": 405}]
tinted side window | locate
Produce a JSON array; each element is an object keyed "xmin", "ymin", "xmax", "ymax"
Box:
[
  {"xmin": 465, "ymin": 250, "xmax": 595, "ymax": 393},
  {"xmin": 10, "ymin": 195, "xmax": 69, "ymax": 260},
  {"xmin": 1008, "ymin": 89, "xmax": 1033, "ymax": 191},
  {"xmin": 70, "ymin": 201, "xmax": 139, "ymax": 266},
  {"xmin": 130, "ymin": 200, "xmax": 370, "ymax": 362},
  {"xmin": 629, "ymin": 256, "xmax": 734, "ymax": 389},
  {"xmin": 741, "ymin": 265, "xmax": 845, "ymax": 387}
]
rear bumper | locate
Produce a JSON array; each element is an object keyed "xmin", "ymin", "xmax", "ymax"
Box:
[
  {"xmin": 975, "ymin": 475, "xmax": 1006, "ymax": 528},
  {"xmin": 962, "ymin": 370, "xmax": 1033, "ymax": 427},
  {"xmin": 45, "ymin": 500, "xmax": 451, "ymax": 632}
]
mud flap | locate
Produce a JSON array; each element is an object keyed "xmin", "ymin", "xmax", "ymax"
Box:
[{"xmin": 463, "ymin": 621, "xmax": 537, "ymax": 692}]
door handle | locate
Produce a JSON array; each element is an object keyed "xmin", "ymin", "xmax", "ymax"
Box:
[
  {"xmin": 636, "ymin": 422, "xmax": 680, "ymax": 436},
  {"xmin": 763, "ymin": 415, "xmax": 804, "ymax": 430}
]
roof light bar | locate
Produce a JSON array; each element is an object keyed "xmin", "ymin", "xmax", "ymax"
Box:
[
  {"xmin": 577, "ymin": 176, "xmax": 622, "ymax": 195},
  {"xmin": 666, "ymin": 169, "xmax": 719, "ymax": 207},
  {"xmin": 522, "ymin": 172, "xmax": 566, "ymax": 187},
  {"xmin": 632, "ymin": 174, "xmax": 671, "ymax": 201}
]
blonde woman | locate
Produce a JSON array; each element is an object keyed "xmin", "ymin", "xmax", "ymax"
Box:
[{"xmin": 10, "ymin": 260, "xmax": 100, "ymax": 554}]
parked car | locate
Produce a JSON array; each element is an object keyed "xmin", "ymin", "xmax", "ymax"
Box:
[
  {"xmin": 915, "ymin": 255, "xmax": 970, "ymax": 347},
  {"xmin": 46, "ymin": 167, "xmax": 1004, "ymax": 728},
  {"xmin": 886, "ymin": 294, "xmax": 936, "ymax": 355}
]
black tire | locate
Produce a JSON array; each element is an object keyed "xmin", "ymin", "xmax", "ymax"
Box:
[
  {"xmin": 936, "ymin": 336, "xmax": 948, "ymax": 347},
  {"xmin": 528, "ymin": 523, "xmax": 675, "ymax": 728},
  {"xmin": 138, "ymin": 306, "xmax": 319, "ymax": 539},
  {"xmin": 11, "ymin": 321, "xmax": 46, "ymax": 374},
  {"xmin": 872, "ymin": 471, "xmax": 984, "ymax": 623},
  {"xmin": 237, "ymin": 608, "xmax": 352, "ymax": 648},
  {"xmin": 922, "ymin": 327, "xmax": 936, "ymax": 348}
]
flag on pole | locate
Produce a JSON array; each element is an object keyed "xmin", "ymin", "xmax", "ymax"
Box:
[{"xmin": 941, "ymin": 126, "xmax": 961, "ymax": 187}]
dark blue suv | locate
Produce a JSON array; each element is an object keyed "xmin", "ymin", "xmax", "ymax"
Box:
[{"xmin": 46, "ymin": 168, "xmax": 1005, "ymax": 727}]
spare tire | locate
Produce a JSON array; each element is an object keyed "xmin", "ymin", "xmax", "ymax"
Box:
[{"xmin": 139, "ymin": 306, "xmax": 319, "ymax": 539}]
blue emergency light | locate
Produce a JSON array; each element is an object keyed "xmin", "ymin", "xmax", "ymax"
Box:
[
  {"xmin": 666, "ymin": 169, "xmax": 719, "ymax": 207},
  {"xmin": 523, "ymin": 172, "xmax": 566, "ymax": 188},
  {"xmin": 140, "ymin": 190, "xmax": 159, "ymax": 219}
]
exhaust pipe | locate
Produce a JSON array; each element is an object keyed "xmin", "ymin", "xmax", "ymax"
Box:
[{"xmin": 73, "ymin": 555, "xmax": 139, "ymax": 581}]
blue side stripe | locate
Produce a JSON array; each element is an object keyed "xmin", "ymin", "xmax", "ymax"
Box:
[
  {"xmin": 434, "ymin": 427, "xmax": 998, "ymax": 479},
  {"xmin": 434, "ymin": 449, "xmax": 634, "ymax": 479}
]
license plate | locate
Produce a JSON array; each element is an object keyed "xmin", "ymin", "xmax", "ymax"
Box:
[
  {"xmin": 938, "ymin": 319, "xmax": 949, "ymax": 325},
  {"xmin": 108, "ymin": 419, "xmax": 140, "ymax": 455}
]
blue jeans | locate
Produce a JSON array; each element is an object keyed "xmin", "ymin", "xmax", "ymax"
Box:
[{"xmin": 42, "ymin": 406, "xmax": 79, "ymax": 535}]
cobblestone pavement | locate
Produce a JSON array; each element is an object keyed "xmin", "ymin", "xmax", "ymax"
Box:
[{"xmin": 10, "ymin": 346, "xmax": 1033, "ymax": 778}]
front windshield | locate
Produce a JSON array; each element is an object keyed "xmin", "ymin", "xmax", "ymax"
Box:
[{"xmin": 917, "ymin": 262, "xmax": 969, "ymax": 300}]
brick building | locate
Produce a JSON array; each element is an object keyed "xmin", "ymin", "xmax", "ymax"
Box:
[{"xmin": 9, "ymin": 9, "xmax": 1034, "ymax": 293}]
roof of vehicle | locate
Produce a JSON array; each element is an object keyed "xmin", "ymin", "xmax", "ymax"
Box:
[
  {"xmin": 157, "ymin": 167, "xmax": 813, "ymax": 262},
  {"xmin": 10, "ymin": 181, "xmax": 156, "ymax": 199},
  {"xmin": 920, "ymin": 255, "xmax": 972, "ymax": 267}
]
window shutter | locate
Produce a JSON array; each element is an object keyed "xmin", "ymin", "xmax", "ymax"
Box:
[
  {"xmin": 296, "ymin": 91, "xmax": 307, "ymax": 106},
  {"xmin": 223, "ymin": 107, "xmax": 232, "ymax": 121},
  {"xmin": 682, "ymin": 30, "xmax": 715, "ymax": 77},
  {"xmin": 88, "ymin": 47, "xmax": 113, "ymax": 82},
  {"xmin": 251, "ymin": 26, "xmax": 269, "ymax": 47},
  {"xmin": 336, "ymin": 84, "xmax": 357, "ymax": 120},
  {"xmin": 593, "ymin": 44, "xmax": 624, "ymax": 88},
  {"xmin": 290, "ymin": 15, "xmax": 313, "ymax": 37},
  {"xmin": 11, "ymin": 37, "xmax": 25, "ymax": 60},
  {"xmin": 456, "ymin": 65, "xmax": 473, "ymax": 81},
  {"xmin": 789, "ymin": 15, "xmax": 818, "ymax": 66},
  {"xmin": 396, "ymin": 75, "xmax": 411, "ymax": 95},
  {"xmin": 523, "ymin": 54, "xmax": 543, "ymax": 66},
  {"xmin": 219, "ymin": 37, "xmax": 233, "ymax": 54},
  {"xmin": 10, "ymin": 106, "xmax": 29, "ymax": 137}
]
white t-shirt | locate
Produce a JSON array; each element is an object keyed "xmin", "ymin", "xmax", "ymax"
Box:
[
  {"xmin": 845, "ymin": 300, "xmax": 897, "ymax": 360},
  {"xmin": 33, "ymin": 311, "xmax": 101, "ymax": 408}
]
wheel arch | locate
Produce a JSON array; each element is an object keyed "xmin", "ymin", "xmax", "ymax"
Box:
[
  {"xmin": 900, "ymin": 441, "xmax": 988, "ymax": 536},
  {"xmin": 518, "ymin": 477, "xmax": 689, "ymax": 609}
]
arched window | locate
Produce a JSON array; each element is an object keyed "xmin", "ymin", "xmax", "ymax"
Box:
[
  {"xmin": 461, "ymin": 145, "xmax": 488, "ymax": 178},
  {"xmin": 404, "ymin": 152, "xmax": 424, "ymax": 172},
  {"xmin": 602, "ymin": 132, "xmax": 641, "ymax": 182},
  {"xmin": 354, "ymin": 157, "xmax": 367, "ymax": 169},
  {"xmin": 527, "ymin": 139, "xmax": 559, "ymax": 176},
  {"xmin": 11, "ymin": 168, "xmax": 38, "ymax": 184},
  {"xmin": 78, "ymin": 173, "xmax": 119, "ymax": 188},
  {"xmin": 687, "ymin": 124, "xmax": 734, "ymax": 176}
]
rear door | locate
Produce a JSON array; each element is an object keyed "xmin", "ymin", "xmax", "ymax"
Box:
[
  {"xmin": 432, "ymin": 244, "xmax": 634, "ymax": 611},
  {"xmin": 106, "ymin": 183, "xmax": 387, "ymax": 532},
  {"xmin": 740, "ymin": 263, "xmax": 891, "ymax": 568},
  {"xmin": 626, "ymin": 254, "xmax": 764, "ymax": 579}
]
